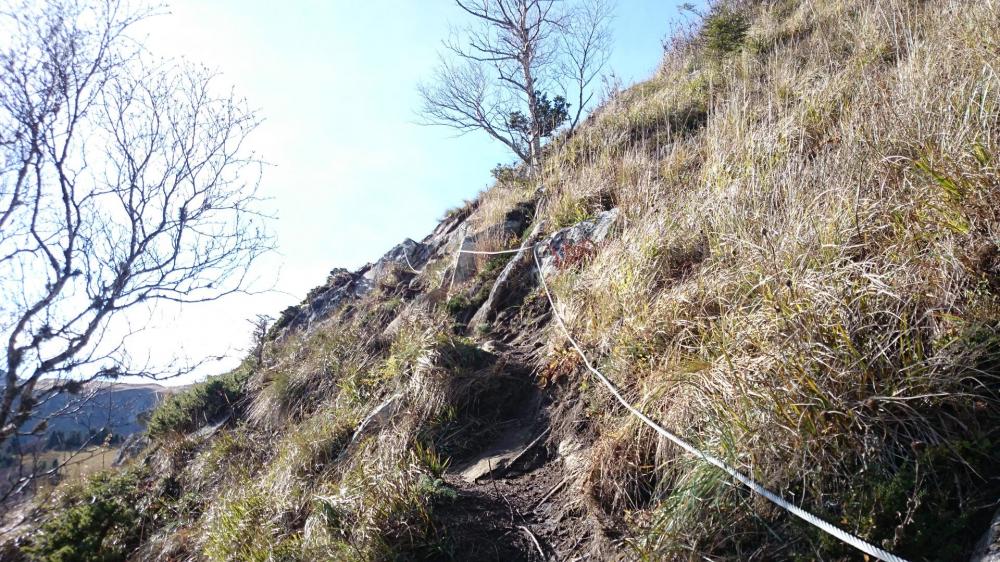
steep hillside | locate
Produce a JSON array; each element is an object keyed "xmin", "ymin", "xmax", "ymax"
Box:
[{"xmin": 5, "ymin": 0, "xmax": 999, "ymax": 560}]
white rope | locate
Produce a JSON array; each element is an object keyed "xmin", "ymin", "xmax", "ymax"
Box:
[
  {"xmin": 527, "ymin": 244, "xmax": 908, "ymax": 562},
  {"xmin": 457, "ymin": 247, "xmax": 527, "ymax": 255},
  {"xmin": 402, "ymin": 247, "xmax": 423, "ymax": 275}
]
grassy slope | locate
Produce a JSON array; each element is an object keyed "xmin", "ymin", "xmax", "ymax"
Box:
[
  {"xmin": 537, "ymin": 0, "xmax": 1000, "ymax": 558},
  {"xmin": 9, "ymin": 0, "xmax": 1000, "ymax": 560}
]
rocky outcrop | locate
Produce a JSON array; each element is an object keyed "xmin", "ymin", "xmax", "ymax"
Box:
[
  {"xmin": 271, "ymin": 268, "xmax": 373, "ymax": 336},
  {"xmin": 272, "ymin": 239, "xmax": 434, "ymax": 336},
  {"xmin": 363, "ymin": 238, "xmax": 430, "ymax": 282},
  {"xmin": 973, "ymin": 510, "xmax": 1000, "ymax": 561},
  {"xmin": 452, "ymin": 200, "xmax": 536, "ymax": 285},
  {"xmin": 535, "ymin": 208, "xmax": 620, "ymax": 277},
  {"xmin": 468, "ymin": 221, "xmax": 546, "ymax": 328},
  {"xmin": 469, "ymin": 208, "xmax": 619, "ymax": 328}
]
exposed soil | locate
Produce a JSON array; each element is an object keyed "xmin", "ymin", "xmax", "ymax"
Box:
[{"xmin": 429, "ymin": 298, "xmax": 605, "ymax": 562}]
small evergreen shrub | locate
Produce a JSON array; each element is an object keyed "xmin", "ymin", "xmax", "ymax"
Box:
[
  {"xmin": 25, "ymin": 467, "xmax": 150, "ymax": 561},
  {"xmin": 147, "ymin": 366, "xmax": 252, "ymax": 437},
  {"xmin": 490, "ymin": 163, "xmax": 526, "ymax": 184},
  {"xmin": 702, "ymin": 8, "xmax": 750, "ymax": 59}
]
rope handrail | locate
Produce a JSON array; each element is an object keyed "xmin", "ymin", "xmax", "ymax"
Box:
[
  {"xmin": 454, "ymin": 247, "xmax": 527, "ymax": 255},
  {"xmin": 403, "ymin": 247, "xmax": 424, "ymax": 275},
  {"xmin": 444, "ymin": 240, "xmax": 907, "ymax": 562}
]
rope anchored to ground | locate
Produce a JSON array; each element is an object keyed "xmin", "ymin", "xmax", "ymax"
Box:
[{"xmin": 441, "ymin": 238, "xmax": 908, "ymax": 562}]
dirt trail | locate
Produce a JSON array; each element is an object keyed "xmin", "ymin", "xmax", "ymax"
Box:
[
  {"xmin": 439, "ymin": 375, "xmax": 561, "ymax": 561},
  {"xmin": 434, "ymin": 313, "xmax": 598, "ymax": 561}
]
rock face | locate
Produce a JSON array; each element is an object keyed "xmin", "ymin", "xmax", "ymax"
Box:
[
  {"xmin": 273, "ymin": 239, "xmax": 435, "ymax": 336},
  {"xmin": 468, "ymin": 208, "xmax": 619, "ymax": 328},
  {"xmin": 272, "ymin": 268, "xmax": 373, "ymax": 335},
  {"xmin": 535, "ymin": 208, "xmax": 620, "ymax": 277},
  {"xmin": 468, "ymin": 221, "xmax": 546, "ymax": 328},
  {"xmin": 973, "ymin": 510, "xmax": 1000, "ymax": 561},
  {"xmin": 363, "ymin": 238, "xmax": 430, "ymax": 282},
  {"xmin": 452, "ymin": 201, "xmax": 536, "ymax": 285}
]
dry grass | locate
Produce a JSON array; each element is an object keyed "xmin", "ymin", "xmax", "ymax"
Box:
[
  {"xmin": 536, "ymin": 0, "xmax": 1000, "ymax": 558},
  {"xmin": 14, "ymin": 1, "xmax": 1000, "ymax": 560}
]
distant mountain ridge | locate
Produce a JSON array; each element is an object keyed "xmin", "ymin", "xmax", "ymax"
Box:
[{"xmin": 9, "ymin": 381, "xmax": 179, "ymax": 450}]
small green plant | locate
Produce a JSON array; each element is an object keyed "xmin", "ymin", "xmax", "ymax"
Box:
[
  {"xmin": 25, "ymin": 467, "xmax": 151, "ymax": 561},
  {"xmin": 702, "ymin": 8, "xmax": 750, "ymax": 59},
  {"xmin": 490, "ymin": 162, "xmax": 526, "ymax": 183},
  {"xmin": 147, "ymin": 365, "xmax": 252, "ymax": 437},
  {"xmin": 445, "ymin": 294, "xmax": 471, "ymax": 316},
  {"xmin": 415, "ymin": 474, "xmax": 458, "ymax": 503}
]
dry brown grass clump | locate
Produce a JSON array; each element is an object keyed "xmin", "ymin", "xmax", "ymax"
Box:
[{"xmin": 535, "ymin": 0, "xmax": 1000, "ymax": 558}]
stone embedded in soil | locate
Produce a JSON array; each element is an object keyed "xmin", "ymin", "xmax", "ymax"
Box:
[
  {"xmin": 456, "ymin": 425, "xmax": 541, "ymax": 482},
  {"xmin": 536, "ymin": 207, "xmax": 620, "ymax": 277}
]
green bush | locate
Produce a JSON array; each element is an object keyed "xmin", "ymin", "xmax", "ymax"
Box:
[
  {"xmin": 490, "ymin": 163, "xmax": 526, "ymax": 184},
  {"xmin": 445, "ymin": 294, "xmax": 472, "ymax": 316},
  {"xmin": 25, "ymin": 467, "xmax": 150, "ymax": 562},
  {"xmin": 702, "ymin": 8, "xmax": 750, "ymax": 59},
  {"xmin": 147, "ymin": 366, "xmax": 252, "ymax": 438}
]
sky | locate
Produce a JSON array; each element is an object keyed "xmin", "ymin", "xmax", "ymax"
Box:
[{"xmin": 130, "ymin": 1, "xmax": 689, "ymax": 385}]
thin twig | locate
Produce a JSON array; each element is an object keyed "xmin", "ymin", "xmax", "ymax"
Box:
[
  {"xmin": 519, "ymin": 525, "xmax": 546, "ymax": 560},
  {"xmin": 531, "ymin": 476, "xmax": 568, "ymax": 512}
]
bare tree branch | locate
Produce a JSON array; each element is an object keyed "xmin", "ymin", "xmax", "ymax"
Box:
[
  {"xmin": 417, "ymin": 0, "xmax": 613, "ymax": 171},
  {"xmin": 0, "ymin": 0, "xmax": 274, "ymax": 495}
]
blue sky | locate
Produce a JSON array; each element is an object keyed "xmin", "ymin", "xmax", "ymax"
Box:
[{"xmin": 134, "ymin": 1, "xmax": 690, "ymax": 383}]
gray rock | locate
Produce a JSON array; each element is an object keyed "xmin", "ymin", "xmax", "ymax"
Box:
[
  {"xmin": 305, "ymin": 269, "xmax": 372, "ymax": 323},
  {"xmin": 972, "ymin": 508, "xmax": 1000, "ymax": 561},
  {"xmin": 112, "ymin": 432, "xmax": 149, "ymax": 467},
  {"xmin": 468, "ymin": 209, "xmax": 620, "ymax": 329},
  {"xmin": 349, "ymin": 393, "xmax": 403, "ymax": 446},
  {"xmin": 271, "ymin": 269, "xmax": 372, "ymax": 338},
  {"xmin": 363, "ymin": 238, "xmax": 430, "ymax": 282},
  {"xmin": 450, "ymin": 201, "xmax": 536, "ymax": 287},
  {"xmin": 468, "ymin": 221, "xmax": 545, "ymax": 328},
  {"xmin": 535, "ymin": 208, "xmax": 620, "ymax": 277}
]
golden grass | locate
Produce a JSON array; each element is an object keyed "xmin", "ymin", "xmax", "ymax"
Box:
[
  {"xmin": 18, "ymin": 1, "xmax": 1000, "ymax": 560},
  {"xmin": 536, "ymin": 0, "xmax": 1000, "ymax": 557}
]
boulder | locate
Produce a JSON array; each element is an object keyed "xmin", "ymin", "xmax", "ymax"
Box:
[
  {"xmin": 973, "ymin": 509, "xmax": 1000, "ymax": 561},
  {"xmin": 535, "ymin": 208, "xmax": 620, "ymax": 277}
]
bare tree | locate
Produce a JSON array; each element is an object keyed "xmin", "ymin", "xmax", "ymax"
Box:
[
  {"xmin": 0, "ymin": 0, "xmax": 273, "ymax": 494},
  {"xmin": 558, "ymin": 0, "xmax": 613, "ymax": 131},
  {"xmin": 418, "ymin": 0, "xmax": 613, "ymax": 172},
  {"xmin": 247, "ymin": 313, "xmax": 273, "ymax": 368}
]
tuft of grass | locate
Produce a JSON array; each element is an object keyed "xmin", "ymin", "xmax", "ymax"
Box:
[{"xmin": 203, "ymin": 482, "xmax": 301, "ymax": 562}]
